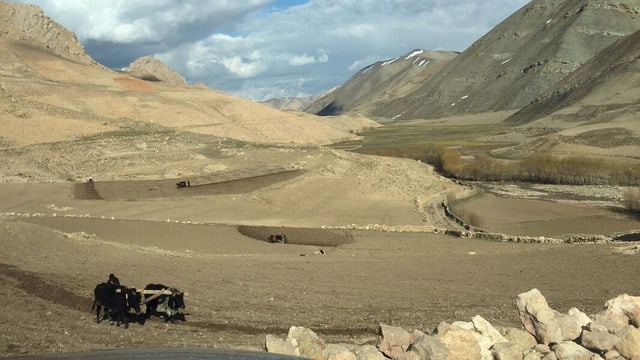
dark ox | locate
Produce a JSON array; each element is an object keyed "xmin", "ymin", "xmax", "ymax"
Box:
[
  {"xmin": 176, "ymin": 181, "xmax": 190, "ymax": 188},
  {"xmin": 143, "ymin": 283, "xmax": 185, "ymax": 323},
  {"xmin": 92, "ymin": 282, "xmax": 141, "ymax": 328},
  {"xmin": 267, "ymin": 233, "xmax": 287, "ymax": 243}
]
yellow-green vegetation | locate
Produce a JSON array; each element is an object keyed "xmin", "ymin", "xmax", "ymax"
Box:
[
  {"xmin": 441, "ymin": 150, "xmax": 640, "ymax": 185},
  {"xmin": 337, "ymin": 123, "xmax": 640, "ymax": 186}
]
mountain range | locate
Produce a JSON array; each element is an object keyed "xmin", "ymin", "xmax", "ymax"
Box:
[
  {"xmin": 3, "ymin": 0, "xmax": 640, "ymax": 170},
  {"xmin": 306, "ymin": 0, "xmax": 640, "ymax": 124},
  {"xmin": 303, "ymin": 49, "xmax": 457, "ymax": 118}
]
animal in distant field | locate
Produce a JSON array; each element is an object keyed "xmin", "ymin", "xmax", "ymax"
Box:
[
  {"xmin": 268, "ymin": 233, "xmax": 288, "ymax": 243},
  {"xmin": 143, "ymin": 283, "xmax": 186, "ymax": 323},
  {"xmin": 92, "ymin": 282, "xmax": 141, "ymax": 328},
  {"xmin": 176, "ymin": 181, "xmax": 190, "ymax": 188}
]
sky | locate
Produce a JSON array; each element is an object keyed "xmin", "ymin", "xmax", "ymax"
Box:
[{"xmin": 9, "ymin": 0, "xmax": 530, "ymax": 101}]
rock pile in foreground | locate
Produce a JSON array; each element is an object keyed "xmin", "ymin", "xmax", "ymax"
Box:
[{"xmin": 265, "ymin": 288, "xmax": 640, "ymax": 360}]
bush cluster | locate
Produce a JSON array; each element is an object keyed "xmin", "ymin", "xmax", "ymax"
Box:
[{"xmin": 361, "ymin": 145, "xmax": 640, "ymax": 186}]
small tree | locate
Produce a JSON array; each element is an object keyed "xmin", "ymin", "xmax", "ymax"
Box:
[{"xmin": 441, "ymin": 148, "xmax": 462, "ymax": 177}]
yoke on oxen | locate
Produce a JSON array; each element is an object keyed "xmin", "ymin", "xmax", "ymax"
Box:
[
  {"xmin": 140, "ymin": 284, "xmax": 186, "ymax": 323},
  {"xmin": 92, "ymin": 275, "xmax": 185, "ymax": 327}
]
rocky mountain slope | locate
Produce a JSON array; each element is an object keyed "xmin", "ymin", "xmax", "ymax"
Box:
[
  {"xmin": 507, "ymin": 27, "xmax": 640, "ymax": 125},
  {"xmin": 0, "ymin": 2, "xmax": 96, "ymax": 66},
  {"xmin": 342, "ymin": 0, "xmax": 640, "ymax": 120},
  {"xmin": 483, "ymin": 27, "xmax": 640, "ymax": 159},
  {"xmin": 305, "ymin": 49, "xmax": 456, "ymax": 117}
]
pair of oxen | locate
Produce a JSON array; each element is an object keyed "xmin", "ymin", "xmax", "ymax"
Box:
[{"xmin": 92, "ymin": 275, "xmax": 185, "ymax": 328}]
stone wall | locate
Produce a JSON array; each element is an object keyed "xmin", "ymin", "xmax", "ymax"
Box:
[{"xmin": 266, "ymin": 289, "xmax": 640, "ymax": 360}]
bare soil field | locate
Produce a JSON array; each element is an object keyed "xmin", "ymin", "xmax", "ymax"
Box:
[
  {"xmin": 1, "ymin": 163, "xmax": 640, "ymax": 358},
  {"xmin": 458, "ymin": 183, "xmax": 640, "ymax": 237}
]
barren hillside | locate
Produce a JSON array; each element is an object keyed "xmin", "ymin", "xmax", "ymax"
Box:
[
  {"xmin": 372, "ymin": 0, "xmax": 640, "ymax": 120},
  {"xmin": 0, "ymin": 39, "xmax": 376, "ymax": 147},
  {"xmin": 305, "ymin": 49, "xmax": 456, "ymax": 117},
  {"xmin": 486, "ymin": 29, "xmax": 640, "ymax": 159},
  {"xmin": 508, "ymin": 28, "xmax": 640, "ymax": 125}
]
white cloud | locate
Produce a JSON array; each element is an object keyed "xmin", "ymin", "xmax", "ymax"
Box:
[
  {"xmin": 317, "ymin": 49, "xmax": 329, "ymax": 63},
  {"xmin": 289, "ymin": 54, "xmax": 315, "ymax": 66},
  {"xmin": 7, "ymin": 0, "xmax": 530, "ymax": 100},
  {"xmin": 330, "ymin": 24, "xmax": 375, "ymax": 38},
  {"xmin": 222, "ymin": 52, "xmax": 266, "ymax": 78},
  {"xmin": 11, "ymin": 0, "xmax": 271, "ymax": 43}
]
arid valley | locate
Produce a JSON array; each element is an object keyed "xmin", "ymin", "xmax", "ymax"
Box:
[{"xmin": 2, "ymin": 1, "xmax": 640, "ymax": 359}]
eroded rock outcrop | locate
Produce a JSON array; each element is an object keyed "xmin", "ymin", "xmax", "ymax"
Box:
[
  {"xmin": 124, "ymin": 55, "xmax": 187, "ymax": 86},
  {"xmin": 0, "ymin": 2, "xmax": 95, "ymax": 65},
  {"xmin": 266, "ymin": 289, "xmax": 640, "ymax": 360}
]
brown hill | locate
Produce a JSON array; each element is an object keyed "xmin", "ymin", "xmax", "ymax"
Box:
[
  {"xmin": 0, "ymin": 38, "xmax": 381, "ymax": 182},
  {"xmin": 0, "ymin": 35, "xmax": 376, "ymax": 146},
  {"xmin": 0, "ymin": 2, "xmax": 381, "ymax": 185},
  {"xmin": 305, "ymin": 49, "xmax": 456, "ymax": 117},
  {"xmin": 371, "ymin": 0, "xmax": 640, "ymax": 120}
]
